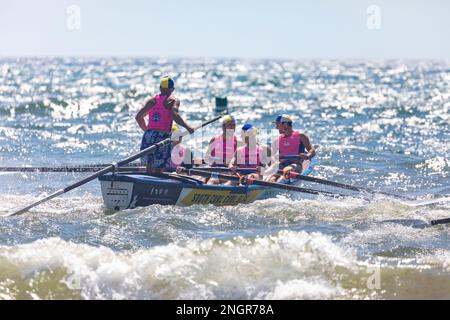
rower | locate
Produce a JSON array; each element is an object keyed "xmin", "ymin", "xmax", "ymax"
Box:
[
  {"xmin": 166, "ymin": 125, "xmax": 193, "ymax": 172},
  {"xmin": 204, "ymin": 115, "xmax": 238, "ymax": 167},
  {"xmin": 135, "ymin": 76, "xmax": 194, "ymax": 173},
  {"xmin": 227, "ymin": 123, "xmax": 271, "ymax": 185},
  {"xmin": 204, "ymin": 115, "xmax": 239, "ymax": 184},
  {"xmin": 268, "ymin": 114, "xmax": 316, "ymax": 182}
]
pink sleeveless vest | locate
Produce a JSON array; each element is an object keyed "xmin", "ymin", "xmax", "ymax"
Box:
[
  {"xmin": 279, "ymin": 130, "xmax": 301, "ymax": 157},
  {"xmin": 210, "ymin": 133, "xmax": 237, "ymax": 165},
  {"xmin": 147, "ymin": 95, "xmax": 173, "ymax": 133},
  {"xmin": 236, "ymin": 145, "xmax": 261, "ymax": 169},
  {"xmin": 168, "ymin": 144, "xmax": 187, "ymax": 170}
]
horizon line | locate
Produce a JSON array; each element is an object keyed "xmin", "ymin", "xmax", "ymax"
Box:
[{"xmin": 1, "ymin": 54, "xmax": 449, "ymax": 63}]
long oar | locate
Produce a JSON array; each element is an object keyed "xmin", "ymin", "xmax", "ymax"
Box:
[
  {"xmin": 423, "ymin": 196, "xmax": 450, "ymax": 226},
  {"xmin": 180, "ymin": 168, "xmax": 350, "ymax": 198},
  {"xmin": 6, "ymin": 116, "xmax": 222, "ymax": 217},
  {"xmin": 278, "ymin": 170, "xmax": 449, "ymax": 207},
  {"xmin": 431, "ymin": 215, "xmax": 450, "ymax": 226},
  {"xmin": 268, "ymin": 155, "xmax": 413, "ymax": 200},
  {"xmin": 285, "ymin": 171, "xmax": 415, "ymax": 201},
  {"xmin": 0, "ymin": 164, "xmax": 243, "ymax": 173},
  {"xmin": 431, "ymin": 218, "xmax": 450, "ymax": 226},
  {"xmin": 0, "ymin": 165, "xmax": 251, "ymax": 174},
  {"xmin": 0, "ymin": 165, "xmax": 143, "ymax": 173},
  {"xmin": 189, "ymin": 166, "xmax": 414, "ymax": 201}
]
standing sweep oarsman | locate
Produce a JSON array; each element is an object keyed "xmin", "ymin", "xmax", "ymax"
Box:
[{"xmin": 135, "ymin": 76, "xmax": 194, "ymax": 173}]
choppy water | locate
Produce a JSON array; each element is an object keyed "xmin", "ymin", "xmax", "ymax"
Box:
[{"xmin": 0, "ymin": 57, "xmax": 449, "ymax": 300}]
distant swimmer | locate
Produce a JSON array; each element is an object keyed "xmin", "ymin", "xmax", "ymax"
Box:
[{"xmin": 135, "ymin": 76, "xmax": 194, "ymax": 173}]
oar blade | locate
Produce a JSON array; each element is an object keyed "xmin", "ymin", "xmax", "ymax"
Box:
[
  {"xmin": 402, "ymin": 196, "xmax": 450, "ymax": 208},
  {"xmin": 5, "ymin": 189, "xmax": 64, "ymax": 217},
  {"xmin": 431, "ymin": 217, "xmax": 450, "ymax": 226}
]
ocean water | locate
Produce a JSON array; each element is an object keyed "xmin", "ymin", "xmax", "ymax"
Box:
[{"xmin": 0, "ymin": 57, "xmax": 449, "ymax": 300}]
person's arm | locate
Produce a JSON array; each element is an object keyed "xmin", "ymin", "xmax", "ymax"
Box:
[
  {"xmin": 135, "ymin": 98, "xmax": 156, "ymax": 132},
  {"xmin": 169, "ymin": 98, "xmax": 194, "ymax": 134},
  {"xmin": 172, "ymin": 111, "xmax": 194, "ymax": 134},
  {"xmin": 299, "ymin": 133, "xmax": 316, "ymax": 160},
  {"xmin": 270, "ymin": 137, "xmax": 280, "ymax": 165},
  {"xmin": 228, "ymin": 151, "xmax": 238, "ymax": 172},
  {"xmin": 260, "ymin": 144, "xmax": 272, "ymax": 167},
  {"xmin": 184, "ymin": 147, "xmax": 194, "ymax": 169},
  {"xmin": 204, "ymin": 137, "xmax": 216, "ymax": 165}
]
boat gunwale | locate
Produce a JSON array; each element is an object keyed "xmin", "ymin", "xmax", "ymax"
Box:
[{"xmin": 98, "ymin": 172, "xmax": 268, "ymax": 192}]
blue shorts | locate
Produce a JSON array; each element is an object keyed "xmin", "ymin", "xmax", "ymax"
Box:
[
  {"xmin": 279, "ymin": 160, "xmax": 299, "ymax": 169},
  {"xmin": 140, "ymin": 130, "xmax": 172, "ymax": 168}
]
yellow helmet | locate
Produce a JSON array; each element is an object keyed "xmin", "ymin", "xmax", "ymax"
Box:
[
  {"xmin": 221, "ymin": 115, "xmax": 236, "ymax": 125},
  {"xmin": 160, "ymin": 76, "xmax": 175, "ymax": 89},
  {"xmin": 171, "ymin": 124, "xmax": 182, "ymax": 141}
]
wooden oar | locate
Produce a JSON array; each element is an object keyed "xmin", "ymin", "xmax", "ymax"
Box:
[
  {"xmin": 5, "ymin": 116, "xmax": 222, "ymax": 217},
  {"xmin": 180, "ymin": 168, "xmax": 350, "ymax": 198}
]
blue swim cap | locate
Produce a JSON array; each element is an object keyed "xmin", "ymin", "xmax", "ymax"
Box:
[
  {"xmin": 242, "ymin": 123, "xmax": 258, "ymax": 136},
  {"xmin": 273, "ymin": 114, "xmax": 292, "ymax": 123},
  {"xmin": 222, "ymin": 115, "xmax": 236, "ymax": 125}
]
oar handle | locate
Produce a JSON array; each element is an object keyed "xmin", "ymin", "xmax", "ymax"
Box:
[{"xmin": 180, "ymin": 116, "xmax": 223, "ymax": 138}]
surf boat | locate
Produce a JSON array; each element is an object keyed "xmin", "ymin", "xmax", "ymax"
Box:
[{"xmin": 98, "ymin": 160, "xmax": 316, "ymax": 210}]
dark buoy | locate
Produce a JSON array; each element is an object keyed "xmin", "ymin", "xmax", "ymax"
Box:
[{"xmin": 215, "ymin": 97, "xmax": 228, "ymax": 114}]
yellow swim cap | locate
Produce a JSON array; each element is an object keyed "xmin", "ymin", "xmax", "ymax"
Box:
[
  {"xmin": 161, "ymin": 76, "xmax": 175, "ymax": 89},
  {"xmin": 222, "ymin": 115, "xmax": 236, "ymax": 125},
  {"xmin": 171, "ymin": 124, "xmax": 180, "ymax": 132}
]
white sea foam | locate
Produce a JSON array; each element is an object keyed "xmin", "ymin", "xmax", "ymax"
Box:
[{"xmin": 0, "ymin": 231, "xmax": 356, "ymax": 299}]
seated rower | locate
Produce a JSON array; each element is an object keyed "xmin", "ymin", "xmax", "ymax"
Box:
[
  {"xmin": 205, "ymin": 115, "xmax": 238, "ymax": 166},
  {"xmin": 227, "ymin": 123, "xmax": 271, "ymax": 186},
  {"xmin": 165, "ymin": 125, "xmax": 193, "ymax": 173},
  {"xmin": 268, "ymin": 114, "xmax": 316, "ymax": 183},
  {"xmin": 204, "ymin": 115, "xmax": 239, "ymax": 184}
]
